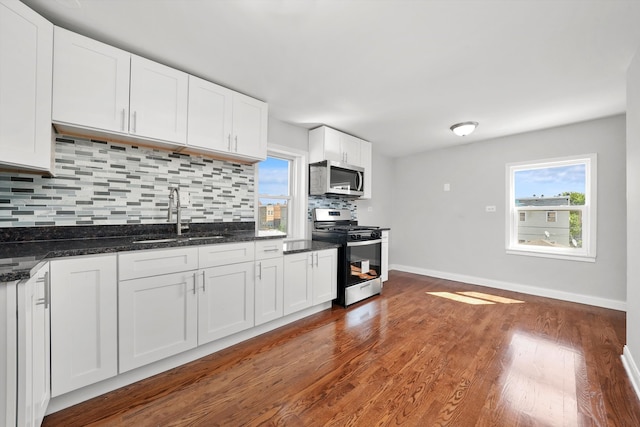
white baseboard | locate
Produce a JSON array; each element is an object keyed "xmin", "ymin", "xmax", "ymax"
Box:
[
  {"xmin": 389, "ymin": 264, "xmax": 626, "ymax": 311},
  {"xmin": 622, "ymin": 346, "xmax": 640, "ymax": 402}
]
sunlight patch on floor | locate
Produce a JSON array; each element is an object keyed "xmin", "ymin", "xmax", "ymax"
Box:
[
  {"xmin": 426, "ymin": 292, "xmax": 495, "ymax": 305},
  {"xmin": 426, "ymin": 291, "xmax": 525, "ymax": 305},
  {"xmin": 458, "ymin": 291, "xmax": 524, "ymax": 304}
]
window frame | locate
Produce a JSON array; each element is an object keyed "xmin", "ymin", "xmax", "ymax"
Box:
[
  {"xmin": 505, "ymin": 154, "xmax": 597, "ymax": 262},
  {"xmin": 255, "ymin": 144, "xmax": 308, "ymax": 240}
]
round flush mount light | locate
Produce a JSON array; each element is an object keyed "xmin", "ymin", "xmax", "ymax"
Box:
[{"xmin": 450, "ymin": 121, "xmax": 478, "ymax": 136}]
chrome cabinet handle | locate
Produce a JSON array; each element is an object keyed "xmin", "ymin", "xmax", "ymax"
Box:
[
  {"xmin": 35, "ymin": 272, "xmax": 49, "ymax": 308},
  {"xmin": 257, "ymin": 262, "xmax": 262, "ymax": 279},
  {"xmin": 315, "ymin": 253, "xmax": 319, "ymax": 267},
  {"xmin": 132, "ymin": 111, "xmax": 137, "ymax": 133},
  {"xmin": 201, "ymin": 271, "xmax": 206, "ymax": 292},
  {"xmin": 309, "ymin": 254, "xmax": 314, "ymax": 266},
  {"xmin": 44, "ymin": 272, "xmax": 50, "ymax": 309},
  {"xmin": 227, "ymin": 134, "xmax": 232, "ymax": 151},
  {"xmin": 121, "ymin": 108, "xmax": 126, "ymax": 131},
  {"xmin": 235, "ymin": 136, "xmax": 238, "ymax": 152},
  {"xmin": 263, "ymin": 247, "xmax": 280, "ymax": 253},
  {"xmin": 192, "ymin": 273, "xmax": 196, "ymax": 294}
]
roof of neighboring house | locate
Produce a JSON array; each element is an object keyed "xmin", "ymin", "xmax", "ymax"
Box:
[{"xmin": 516, "ymin": 196, "xmax": 570, "ymax": 207}]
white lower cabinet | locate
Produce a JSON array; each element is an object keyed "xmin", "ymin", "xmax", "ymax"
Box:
[
  {"xmin": 49, "ymin": 255, "xmax": 118, "ymax": 397},
  {"xmin": 119, "ymin": 271, "xmax": 198, "ymax": 372},
  {"xmin": 254, "ymin": 256, "xmax": 284, "ymax": 326},
  {"xmin": 381, "ymin": 230, "xmax": 389, "ymax": 282},
  {"xmin": 311, "ymin": 249, "xmax": 338, "ymax": 304},
  {"xmin": 283, "ymin": 252, "xmax": 313, "ymax": 315},
  {"xmin": 17, "ymin": 263, "xmax": 50, "ymax": 427},
  {"xmin": 198, "ymin": 262, "xmax": 255, "ymax": 344},
  {"xmin": 284, "ymin": 248, "xmax": 337, "ymax": 315}
]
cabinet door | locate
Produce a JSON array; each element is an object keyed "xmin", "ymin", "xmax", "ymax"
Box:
[
  {"xmin": 360, "ymin": 140, "xmax": 372, "ymax": 199},
  {"xmin": 231, "ymin": 92, "xmax": 268, "ymax": 160},
  {"xmin": 119, "ymin": 271, "xmax": 197, "ymax": 372},
  {"xmin": 17, "ymin": 263, "xmax": 50, "ymax": 427},
  {"xmin": 187, "ymin": 75, "xmax": 233, "ymax": 153},
  {"xmin": 129, "ymin": 55, "xmax": 188, "ymax": 144},
  {"xmin": 283, "ymin": 253, "xmax": 313, "ymax": 315},
  {"xmin": 50, "ymin": 255, "xmax": 118, "ymax": 396},
  {"xmin": 339, "ymin": 133, "xmax": 361, "ymax": 166},
  {"xmin": 0, "ymin": 0, "xmax": 52, "ymax": 172},
  {"xmin": 199, "ymin": 262, "xmax": 255, "ymax": 344},
  {"xmin": 0, "ymin": 281, "xmax": 17, "ymax": 427},
  {"xmin": 321, "ymin": 127, "xmax": 343, "ymax": 163},
  {"xmin": 381, "ymin": 231, "xmax": 389, "ymax": 282},
  {"xmin": 255, "ymin": 257, "xmax": 284, "ymax": 326},
  {"xmin": 52, "ymin": 27, "xmax": 130, "ymax": 134},
  {"xmin": 312, "ymin": 249, "xmax": 338, "ymax": 304}
]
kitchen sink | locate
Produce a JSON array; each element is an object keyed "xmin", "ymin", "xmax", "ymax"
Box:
[
  {"xmin": 186, "ymin": 235, "xmax": 226, "ymax": 241},
  {"xmin": 132, "ymin": 235, "xmax": 226, "ymax": 244}
]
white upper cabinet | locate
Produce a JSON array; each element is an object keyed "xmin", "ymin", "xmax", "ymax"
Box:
[
  {"xmin": 52, "ymin": 27, "xmax": 130, "ymax": 134},
  {"xmin": 129, "ymin": 55, "xmax": 188, "ymax": 145},
  {"xmin": 187, "ymin": 75, "xmax": 233, "ymax": 153},
  {"xmin": 309, "ymin": 125, "xmax": 373, "ymax": 198},
  {"xmin": 0, "ymin": 0, "xmax": 53, "ymax": 172},
  {"xmin": 231, "ymin": 92, "xmax": 268, "ymax": 160},
  {"xmin": 52, "ymin": 27, "xmax": 266, "ymax": 161},
  {"xmin": 309, "ymin": 126, "xmax": 363, "ymax": 166}
]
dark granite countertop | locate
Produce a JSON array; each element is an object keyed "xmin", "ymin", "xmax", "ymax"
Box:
[
  {"xmin": 0, "ymin": 222, "xmax": 283, "ymax": 282},
  {"xmin": 283, "ymin": 240, "xmax": 340, "ymax": 255}
]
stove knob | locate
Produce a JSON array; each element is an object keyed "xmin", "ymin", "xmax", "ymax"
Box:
[{"xmin": 371, "ymin": 231, "xmax": 380, "ymax": 239}]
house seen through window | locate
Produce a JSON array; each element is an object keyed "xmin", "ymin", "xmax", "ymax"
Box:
[
  {"xmin": 507, "ymin": 154, "xmax": 596, "ymax": 261},
  {"xmin": 257, "ymin": 156, "xmax": 290, "ymax": 236}
]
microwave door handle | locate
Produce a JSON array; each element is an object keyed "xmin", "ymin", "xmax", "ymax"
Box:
[{"xmin": 356, "ymin": 171, "xmax": 363, "ymax": 191}]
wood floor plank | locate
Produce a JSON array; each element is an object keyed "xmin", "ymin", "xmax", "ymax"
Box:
[{"xmin": 43, "ymin": 271, "xmax": 640, "ymax": 426}]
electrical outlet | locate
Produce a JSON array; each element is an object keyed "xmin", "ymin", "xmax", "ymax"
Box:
[
  {"xmin": 485, "ymin": 205, "xmax": 496, "ymax": 212},
  {"xmin": 179, "ymin": 191, "xmax": 190, "ymax": 206}
]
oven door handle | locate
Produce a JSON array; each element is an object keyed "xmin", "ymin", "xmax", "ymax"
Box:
[{"xmin": 347, "ymin": 239, "xmax": 381, "ymax": 247}]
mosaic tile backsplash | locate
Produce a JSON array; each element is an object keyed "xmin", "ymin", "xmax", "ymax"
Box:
[
  {"xmin": 0, "ymin": 136, "xmax": 255, "ymax": 227},
  {"xmin": 308, "ymin": 195, "xmax": 357, "ymax": 221}
]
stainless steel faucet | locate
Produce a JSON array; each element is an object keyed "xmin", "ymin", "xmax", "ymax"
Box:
[{"xmin": 168, "ymin": 187, "xmax": 188, "ymax": 235}]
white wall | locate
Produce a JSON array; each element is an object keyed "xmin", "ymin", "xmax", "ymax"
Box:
[
  {"xmin": 267, "ymin": 116, "xmax": 308, "ymax": 152},
  {"xmin": 391, "ymin": 115, "xmax": 627, "ymax": 308},
  {"xmin": 624, "ymin": 48, "xmax": 640, "ymax": 396},
  {"xmin": 355, "ymin": 149, "xmax": 394, "ymax": 228}
]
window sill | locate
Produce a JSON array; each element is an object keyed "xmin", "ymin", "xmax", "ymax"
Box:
[{"xmin": 506, "ymin": 248, "xmax": 596, "ymax": 263}]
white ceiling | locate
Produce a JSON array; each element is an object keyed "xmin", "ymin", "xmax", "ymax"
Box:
[{"xmin": 21, "ymin": 0, "xmax": 640, "ymax": 157}]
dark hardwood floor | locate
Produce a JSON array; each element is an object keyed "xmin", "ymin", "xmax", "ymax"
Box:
[{"xmin": 43, "ymin": 271, "xmax": 640, "ymax": 426}]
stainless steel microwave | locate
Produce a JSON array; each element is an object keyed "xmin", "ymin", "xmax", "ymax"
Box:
[{"xmin": 309, "ymin": 160, "xmax": 364, "ymax": 197}]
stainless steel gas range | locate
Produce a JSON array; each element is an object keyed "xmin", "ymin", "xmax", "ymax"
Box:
[{"xmin": 312, "ymin": 208, "xmax": 382, "ymax": 306}]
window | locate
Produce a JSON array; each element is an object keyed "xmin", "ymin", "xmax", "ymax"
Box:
[
  {"xmin": 506, "ymin": 154, "xmax": 596, "ymax": 262},
  {"xmin": 256, "ymin": 145, "xmax": 307, "ymax": 239},
  {"xmin": 258, "ymin": 156, "xmax": 290, "ymax": 236},
  {"xmin": 546, "ymin": 211, "xmax": 557, "ymax": 223}
]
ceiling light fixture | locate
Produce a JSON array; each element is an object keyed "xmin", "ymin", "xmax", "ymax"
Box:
[{"xmin": 450, "ymin": 121, "xmax": 478, "ymax": 137}]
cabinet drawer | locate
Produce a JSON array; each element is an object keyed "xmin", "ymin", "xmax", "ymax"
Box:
[
  {"xmin": 199, "ymin": 242, "xmax": 255, "ymax": 268},
  {"xmin": 255, "ymin": 239, "xmax": 284, "ymax": 260},
  {"xmin": 119, "ymin": 247, "xmax": 198, "ymax": 281}
]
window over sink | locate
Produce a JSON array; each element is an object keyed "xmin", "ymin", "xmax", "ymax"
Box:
[{"xmin": 256, "ymin": 145, "xmax": 307, "ymax": 239}]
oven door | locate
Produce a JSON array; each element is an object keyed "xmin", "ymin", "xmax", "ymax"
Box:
[{"xmin": 345, "ymin": 239, "xmax": 381, "ymax": 287}]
